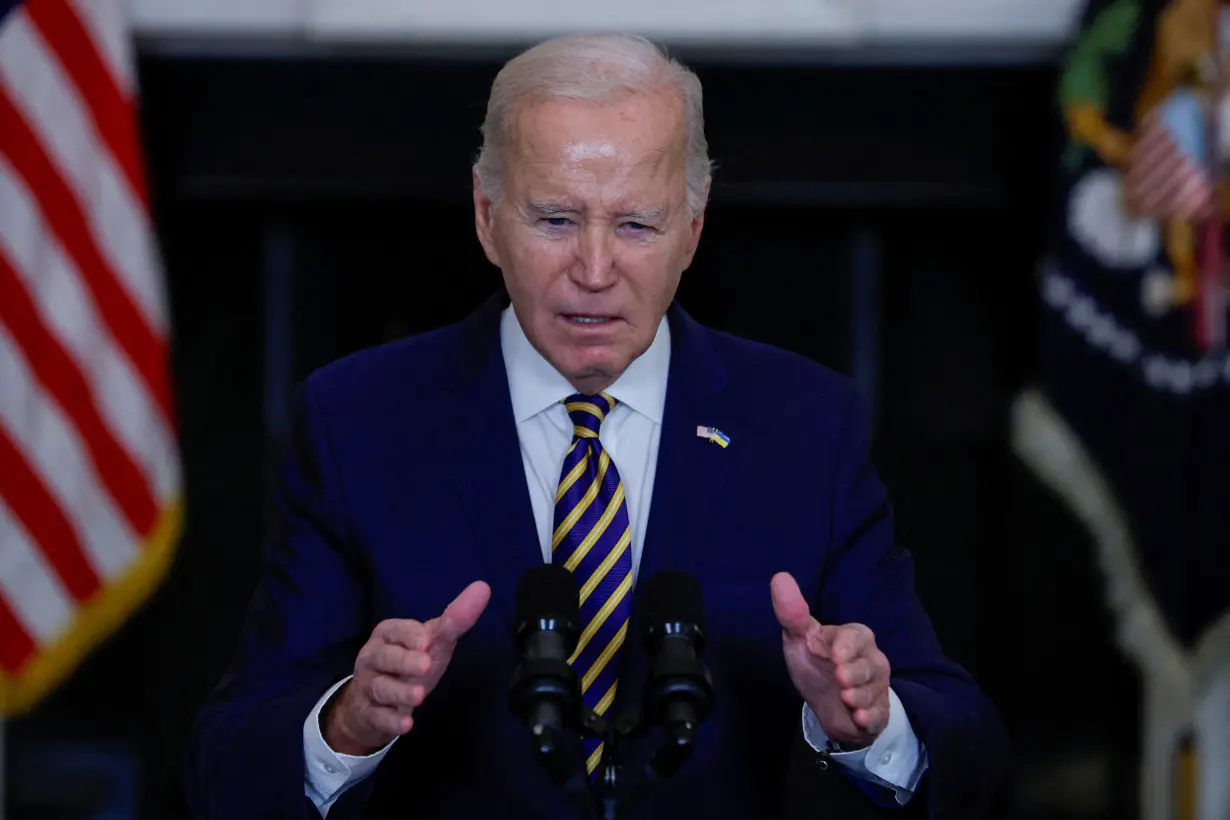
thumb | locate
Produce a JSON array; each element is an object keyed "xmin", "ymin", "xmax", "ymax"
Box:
[
  {"xmin": 429, "ymin": 580, "xmax": 491, "ymax": 646},
  {"xmin": 770, "ymin": 572, "xmax": 815, "ymax": 639}
]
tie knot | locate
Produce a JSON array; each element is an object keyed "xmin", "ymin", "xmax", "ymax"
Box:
[{"xmin": 563, "ymin": 392, "xmax": 616, "ymax": 439}]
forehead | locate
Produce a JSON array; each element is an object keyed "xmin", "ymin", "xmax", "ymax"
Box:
[{"xmin": 506, "ymin": 91, "xmax": 687, "ymax": 203}]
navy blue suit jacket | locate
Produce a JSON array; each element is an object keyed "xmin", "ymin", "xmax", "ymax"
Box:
[{"xmin": 185, "ymin": 295, "xmax": 1007, "ymax": 819}]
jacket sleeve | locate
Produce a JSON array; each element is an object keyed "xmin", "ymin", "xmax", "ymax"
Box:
[
  {"xmin": 813, "ymin": 389, "xmax": 1009, "ymax": 819},
  {"xmin": 184, "ymin": 381, "xmax": 376, "ymax": 819}
]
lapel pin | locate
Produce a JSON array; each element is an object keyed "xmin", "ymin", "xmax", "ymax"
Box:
[{"xmin": 696, "ymin": 425, "xmax": 730, "ymax": 448}]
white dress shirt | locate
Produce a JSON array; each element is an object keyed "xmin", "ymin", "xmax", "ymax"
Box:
[{"xmin": 303, "ymin": 306, "xmax": 928, "ymax": 815}]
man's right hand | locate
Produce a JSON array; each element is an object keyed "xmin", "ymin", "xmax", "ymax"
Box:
[{"xmin": 323, "ymin": 580, "xmax": 491, "ymax": 756}]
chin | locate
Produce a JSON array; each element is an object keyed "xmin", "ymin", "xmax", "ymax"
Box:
[
  {"xmin": 562, "ymin": 355, "xmax": 619, "ymax": 381},
  {"xmin": 534, "ymin": 321, "xmax": 646, "ymax": 387},
  {"xmin": 557, "ymin": 352, "xmax": 626, "ymax": 390}
]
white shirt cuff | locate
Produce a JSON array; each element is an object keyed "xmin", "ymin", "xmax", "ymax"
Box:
[
  {"xmin": 303, "ymin": 676, "xmax": 397, "ymax": 817},
  {"xmin": 800, "ymin": 687, "xmax": 929, "ymax": 805}
]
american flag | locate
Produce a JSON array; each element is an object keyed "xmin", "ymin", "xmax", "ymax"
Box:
[
  {"xmin": 1123, "ymin": 108, "xmax": 1215, "ymax": 222},
  {"xmin": 1123, "ymin": 99, "xmax": 1226, "ymax": 350},
  {"xmin": 0, "ymin": 0, "xmax": 181, "ymax": 715}
]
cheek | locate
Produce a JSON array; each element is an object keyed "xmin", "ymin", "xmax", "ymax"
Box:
[
  {"xmin": 502, "ymin": 238, "xmax": 573, "ymax": 294},
  {"xmin": 616, "ymin": 245, "xmax": 686, "ymax": 301}
]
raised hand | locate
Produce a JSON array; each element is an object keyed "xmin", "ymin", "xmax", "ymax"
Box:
[
  {"xmin": 770, "ymin": 572, "xmax": 891, "ymax": 749},
  {"xmin": 323, "ymin": 580, "xmax": 491, "ymax": 755}
]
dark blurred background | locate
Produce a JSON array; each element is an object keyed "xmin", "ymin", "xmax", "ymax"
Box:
[{"xmin": 5, "ymin": 19, "xmax": 1157, "ymax": 820}]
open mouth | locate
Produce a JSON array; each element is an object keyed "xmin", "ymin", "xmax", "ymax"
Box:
[{"xmin": 563, "ymin": 314, "xmax": 619, "ymax": 325}]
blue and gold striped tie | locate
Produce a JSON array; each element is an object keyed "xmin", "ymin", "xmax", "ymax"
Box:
[{"xmin": 553, "ymin": 392, "xmax": 633, "ymax": 777}]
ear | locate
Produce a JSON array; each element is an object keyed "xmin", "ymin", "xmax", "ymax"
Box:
[
  {"xmin": 472, "ymin": 167, "xmax": 502, "ymax": 268},
  {"xmin": 682, "ymin": 178, "xmax": 710, "ymax": 269}
]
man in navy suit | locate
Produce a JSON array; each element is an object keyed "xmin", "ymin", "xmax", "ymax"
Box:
[{"xmin": 186, "ymin": 32, "xmax": 1007, "ymax": 819}]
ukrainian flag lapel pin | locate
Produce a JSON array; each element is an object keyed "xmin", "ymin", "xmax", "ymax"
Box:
[{"xmin": 696, "ymin": 425, "xmax": 731, "ymax": 448}]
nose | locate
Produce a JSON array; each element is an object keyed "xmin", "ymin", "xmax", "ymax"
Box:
[{"xmin": 569, "ymin": 222, "xmax": 617, "ymax": 292}]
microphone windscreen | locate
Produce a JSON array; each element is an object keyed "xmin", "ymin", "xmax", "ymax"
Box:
[
  {"xmin": 515, "ymin": 564, "xmax": 579, "ymax": 626},
  {"xmin": 640, "ymin": 570, "xmax": 706, "ymax": 632}
]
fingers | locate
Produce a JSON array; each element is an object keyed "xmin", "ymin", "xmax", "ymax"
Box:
[
  {"xmin": 364, "ymin": 704, "xmax": 414, "ymax": 738},
  {"xmin": 830, "ymin": 623, "xmax": 874, "ymax": 664},
  {"xmin": 373, "ymin": 580, "xmax": 491, "ymax": 652},
  {"xmin": 840, "ymin": 684, "xmax": 877, "ymax": 711},
  {"xmin": 833, "ymin": 631, "xmax": 888, "ymax": 691},
  {"xmin": 852, "ymin": 704, "xmax": 890, "ymax": 736},
  {"xmin": 330, "ymin": 582, "xmax": 488, "ymax": 757},
  {"xmin": 811, "ymin": 624, "xmax": 849, "ymax": 660},
  {"xmin": 770, "ymin": 572, "xmax": 815, "ymax": 639},
  {"xmin": 833, "ymin": 634, "xmax": 890, "ymax": 733},
  {"xmin": 429, "ymin": 581, "xmax": 492, "ymax": 646},
  {"xmin": 835, "ymin": 657, "xmax": 872, "ymax": 688},
  {"xmin": 369, "ymin": 675, "xmax": 428, "ymax": 712},
  {"xmin": 375, "ymin": 618, "xmax": 431, "ymax": 652},
  {"xmin": 367, "ymin": 643, "xmax": 432, "ymax": 679}
]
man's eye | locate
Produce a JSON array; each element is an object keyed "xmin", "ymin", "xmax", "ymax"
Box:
[{"xmin": 544, "ymin": 217, "xmax": 572, "ymax": 228}]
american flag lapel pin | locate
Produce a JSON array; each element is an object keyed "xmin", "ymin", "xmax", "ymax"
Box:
[{"xmin": 696, "ymin": 425, "xmax": 731, "ymax": 448}]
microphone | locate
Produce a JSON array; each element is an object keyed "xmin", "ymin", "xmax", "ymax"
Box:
[
  {"xmin": 639, "ymin": 571, "xmax": 715, "ymax": 778},
  {"xmin": 508, "ymin": 564, "xmax": 584, "ymax": 784}
]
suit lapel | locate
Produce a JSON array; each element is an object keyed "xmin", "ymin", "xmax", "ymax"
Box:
[
  {"xmin": 436, "ymin": 293, "xmax": 542, "ymax": 635},
  {"xmin": 637, "ymin": 302, "xmax": 735, "ymax": 588},
  {"xmin": 615, "ymin": 304, "xmax": 737, "ymax": 734}
]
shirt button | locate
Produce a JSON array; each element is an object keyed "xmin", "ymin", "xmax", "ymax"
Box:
[{"xmin": 880, "ymin": 752, "xmax": 893, "ymax": 766}]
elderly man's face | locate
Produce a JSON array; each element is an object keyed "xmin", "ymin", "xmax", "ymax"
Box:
[{"xmin": 474, "ymin": 89, "xmax": 705, "ymax": 394}]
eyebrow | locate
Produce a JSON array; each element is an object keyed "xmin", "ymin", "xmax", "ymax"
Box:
[
  {"xmin": 527, "ymin": 200, "xmax": 577, "ymax": 217},
  {"xmin": 618, "ymin": 205, "xmax": 666, "ymax": 224},
  {"xmin": 526, "ymin": 200, "xmax": 668, "ymax": 224}
]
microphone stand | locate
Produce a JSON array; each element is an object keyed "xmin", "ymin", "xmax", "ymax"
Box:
[
  {"xmin": 532, "ymin": 700, "xmax": 699, "ymax": 820},
  {"xmin": 585, "ymin": 711, "xmax": 622, "ymax": 820},
  {"xmin": 514, "ymin": 643, "xmax": 713, "ymax": 820},
  {"xmin": 593, "ymin": 706, "xmax": 699, "ymax": 819}
]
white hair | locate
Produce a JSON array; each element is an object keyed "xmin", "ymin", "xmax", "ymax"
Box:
[{"xmin": 474, "ymin": 33, "xmax": 712, "ymax": 216}]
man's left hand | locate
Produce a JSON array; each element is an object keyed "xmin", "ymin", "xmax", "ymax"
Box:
[{"xmin": 770, "ymin": 572, "xmax": 891, "ymax": 750}]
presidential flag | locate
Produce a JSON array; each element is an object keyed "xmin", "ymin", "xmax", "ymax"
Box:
[
  {"xmin": 0, "ymin": 0, "xmax": 182, "ymax": 716},
  {"xmin": 1014, "ymin": 1, "xmax": 1229, "ymax": 818}
]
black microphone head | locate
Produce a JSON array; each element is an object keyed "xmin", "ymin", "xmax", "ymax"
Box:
[
  {"xmin": 640, "ymin": 570, "xmax": 707, "ymax": 645},
  {"xmin": 509, "ymin": 565, "xmax": 583, "ymax": 736},
  {"xmin": 515, "ymin": 564, "xmax": 580, "ymax": 635}
]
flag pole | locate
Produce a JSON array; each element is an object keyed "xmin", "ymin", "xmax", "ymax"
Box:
[
  {"xmin": 1, "ymin": 715, "xmax": 7, "ymax": 820},
  {"xmin": 1196, "ymin": 0, "xmax": 1227, "ymax": 350}
]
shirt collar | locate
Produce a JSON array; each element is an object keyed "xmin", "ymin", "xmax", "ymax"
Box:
[{"xmin": 500, "ymin": 305, "xmax": 670, "ymax": 425}]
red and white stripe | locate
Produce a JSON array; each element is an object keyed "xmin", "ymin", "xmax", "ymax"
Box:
[
  {"xmin": 1124, "ymin": 110, "xmax": 1215, "ymax": 221},
  {"xmin": 0, "ymin": 0, "xmax": 179, "ymax": 704}
]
